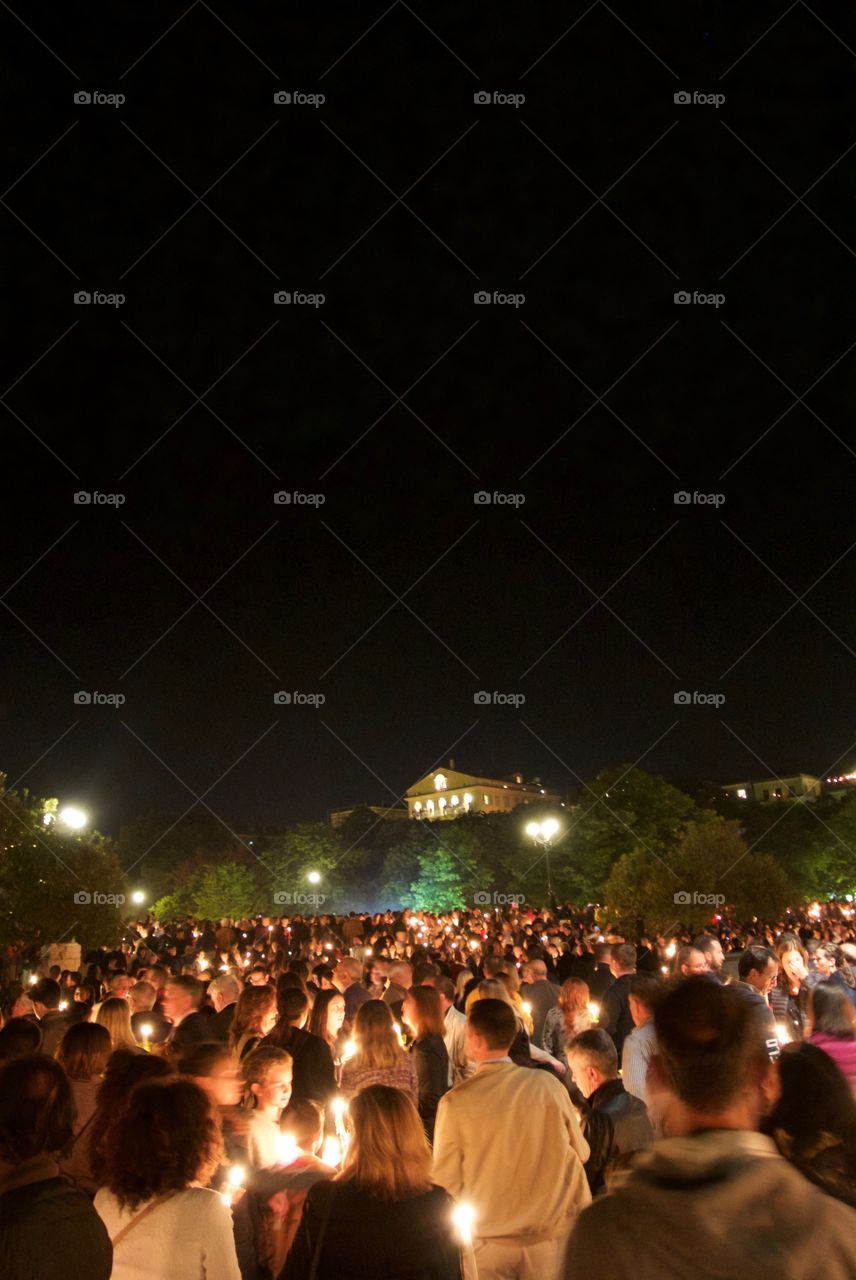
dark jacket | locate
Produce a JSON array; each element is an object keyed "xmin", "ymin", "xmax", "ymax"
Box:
[
  {"xmin": 582, "ymin": 1077, "xmax": 654, "ymax": 1195},
  {"xmin": 263, "ymin": 1025, "xmax": 336, "ymax": 1105},
  {"xmin": 207, "ymin": 1001, "xmax": 237, "ymax": 1042},
  {"xmin": 279, "ymin": 1179, "xmax": 463, "ymax": 1280},
  {"xmin": 168, "ymin": 1009, "xmax": 213, "ymax": 1050},
  {"xmin": 520, "ymin": 979, "xmax": 558, "ymax": 1049},
  {"xmin": 37, "ymin": 1010, "xmax": 71, "ymax": 1057},
  {"xmin": 600, "ymin": 974, "xmax": 634, "ymax": 1056},
  {"xmin": 0, "ymin": 1158, "xmax": 112, "ymax": 1280},
  {"xmin": 731, "ymin": 981, "xmax": 779, "ymax": 1056},
  {"xmin": 411, "ymin": 1035, "xmax": 449, "ymax": 1143}
]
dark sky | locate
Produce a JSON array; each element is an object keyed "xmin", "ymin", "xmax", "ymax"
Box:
[{"xmin": 2, "ymin": 1, "xmax": 856, "ymax": 837}]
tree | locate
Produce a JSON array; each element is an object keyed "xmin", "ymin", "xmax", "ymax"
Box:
[
  {"xmin": 193, "ymin": 862, "xmax": 257, "ymax": 921},
  {"xmin": 409, "ymin": 848, "xmax": 466, "ymax": 913}
]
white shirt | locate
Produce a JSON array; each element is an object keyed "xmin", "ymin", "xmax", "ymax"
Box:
[{"xmin": 94, "ymin": 1185, "xmax": 240, "ymax": 1280}]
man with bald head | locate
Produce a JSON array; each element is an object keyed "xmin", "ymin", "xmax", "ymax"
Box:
[{"xmin": 521, "ymin": 958, "xmax": 558, "ymax": 1049}]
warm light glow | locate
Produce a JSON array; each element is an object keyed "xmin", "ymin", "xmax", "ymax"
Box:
[
  {"xmin": 320, "ymin": 1136, "xmax": 342, "ymax": 1167},
  {"xmin": 542, "ymin": 818, "xmax": 560, "ymax": 839},
  {"xmin": 521, "ymin": 1001, "xmax": 532, "ymax": 1018},
  {"xmin": 392, "ymin": 1021, "xmax": 405, "ymax": 1047},
  {"xmin": 58, "ymin": 1000, "xmax": 68, "ymax": 1011},
  {"xmin": 228, "ymin": 1165, "xmax": 245, "ymax": 1188},
  {"xmin": 452, "ymin": 1202, "xmax": 475, "ymax": 1247},
  {"xmin": 275, "ymin": 1134, "xmax": 301, "ymax": 1166},
  {"xmin": 434, "ymin": 773, "xmax": 447, "ymax": 791},
  {"xmin": 58, "ymin": 806, "xmax": 87, "ymax": 830},
  {"xmin": 198, "ymin": 958, "xmax": 210, "ymax": 971},
  {"xmin": 28, "ymin": 975, "xmax": 37, "ymax": 985},
  {"xmin": 139, "ymin": 1023, "xmax": 153, "ymax": 1042},
  {"xmin": 587, "ymin": 1002, "xmax": 600, "ymax": 1023},
  {"xmin": 342, "ymin": 1039, "xmax": 357, "ymax": 1061},
  {"xmin": 526, "ymin": 821, "xmax": 539, "ymax": 838},
  {"xmin": 307, "ymin": 871, "xmax": 321, "ymax": 885},
  {"xmin": 131, "ymin": 890, "xmax": 145, "ymax": 905},
  {"xmin": 776, "ymin": 1022, "xmax": 792, "ymax": 1045},
  {"xmin": 665, "ymin": 942, "xmax": 676, "ymax": 959}
]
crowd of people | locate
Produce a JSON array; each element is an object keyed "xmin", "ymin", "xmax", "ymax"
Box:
[{"xmin": 1, "ymin": 900, "xmax": 856, "ymax": 1279}]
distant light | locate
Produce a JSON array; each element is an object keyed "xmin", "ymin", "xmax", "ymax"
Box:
[
  {"xmin": 307, "ymin": 871, "xmax": 321, "ymax": 885},
  {"xmin": 58, "ymin": 806, "xmax": 87, "ymax": 830},
  {"xmin": 526, "ymin": 821, "xmax": 539, "ymax": 838},
  {"xmin": 131, "ymin": 890, "xmax": 146, "ymax": 905},
  {"xmin": 542, "ymin": 818, "xmax": 560, "ymax": 839}
]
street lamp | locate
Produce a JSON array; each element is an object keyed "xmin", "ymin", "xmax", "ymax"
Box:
[
  {"xmin": 131, "ymin": 890, "xmax": 146, "ymax": 906},
  {"xmin": 526, "ymin": 818, "xmax": 561, "ymax": 910},
  {"xmin": 58, "ymin": 806, "xmax": 88, "ymax": 830},
  {"xmin": 307, "ymin": 871, "xmax": 321, "ymax": 885}
]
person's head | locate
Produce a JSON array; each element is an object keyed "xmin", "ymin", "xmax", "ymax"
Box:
[
  {"xmin": 307, "ymin": 989, "xmax": 346, "ymax": 1046},
  {"xmin": 352, "ymin": 1000, "xmax": 405, "ymax": 1070},
  {"xmin": 628, "ymin": 974, "xmax": 663, "ymax": 1028},
  {"xmin": 558, "ymin": 977, "xmax": 590, "ymax": 1026},
  {"xmin": 808, "ymin": 984, "xmax": 856, "ymax": 1039},
  {"xmin": 96, "ymin": 997, "xmax": 138, "ymax": 1051},
  {"xmin": 386, "ymin": 961, "xmax": 413, "ymax": 991},
  {"xmin": 482, "ymin": 955, "xmax": 508, "ymax": 980},
  {"xmin": 274, "ymin": 987, "xmax": 309, "ymax": 1031},
  {"xmin": 738, "ymin": 946, "xmax": 778, "ymax": 996},
  {"xmin": 411, "ymin": 961, "xmax": 440, "ymax": 987},
  {"xmin": 694, "ymin": 936, "xmax": 725, "ymax": 973},
  {"xmin": 465, "ymin": 998, "xmax": 517, "ymax": 1063},
  {"xmin": 766, "ymin": 1041, "xmax": 856, "ymax": 1158},
  {"xmin": 241, "ymin": 1045, "xmax": 292, "ymax": 1117},
  {"xmin": 522, "ymin": 959, "xmax": 548, "ymax": 984},
  {"xmin": 208, "ymin": 973, "xmax": 242, "ymax": 1013},
  {"xmin": 567, "ymin": 1029, "xmax": 619, "ymax": 1099},
  {"xmin": 332, "ymin": 957, "xmax": 362, "ymax": 993},
  {"xmin": 106, "ymin": 973, "xmax": 131, "ymax": 1001},
  {"xmin": 102, "ymin": 1079, "xmax": 223, "ymax": 1210},
  {"xmin": 0, "ymin": 1055, "xmax": 75, "ymax": 1165},
  {"xmin": 311, "ymin": 963, "xmax": 335, "ymax": 990},
  {"xmin": 177, "ymin": 1042, "xmax": 242, "ymax": 1107},
  {"xmin": 338, "ymin": 1085, "xmax": 431, "ymax": 1200},
  {"xmin": 369, "ymin": 957, "xmax": 389, "ymax": 987},
  {"xmin": 815, "ymin": 943, "xmax": 842, "ymax": 977},
  {"xmin": 0, "ymin": 1016, "xmax": 42, "ymax": 1060},
  {"xmin": 401, "ymin": 985, "xmax": 444, "ymax": 1040},
  {"xmin": 11, "ymin": 992, "xmax": 35, "ymax": 1019},
  {"xmin": 56, "ymin": 1022, "xmax": 112, "ymax": 1080},
  {"xmin": 677, "ymin": 946, "xmax": 707, "ymax": 978},
  {"xmin": 127, "ymin": 980, "xmax": 156, "ymax": 1015},
  {"xmin": 776, "ymin": 939, "xmax": 808, "ymax": 987},
  {"xmin": 435, "ymin": 976, "xmax": 456, "ymax": 1013},
  {"xmin": 609, "ymin": 943, "xmax": 637, "ymax": 979},
  {"xmin": 247, "ymin": 966, "xmax": 268, "ymax": 987},
  {"xmin": 30, "ymin": 978, "xmax": 62, "ymax": 1017},
  {"xmin": 652, "ymin": 978, "xmax": 774, "ymax": 1134},
  {"xmin": 162, "ymin": 975, "xmax": 203, "ymax": 1026},
  {"xmin": 282, "ymin": 1098, "xmax": 324, "ymax": 1156},
  {"xmin": 229, "ymin": 985, "xmax": 277, "ymax": 1051}
]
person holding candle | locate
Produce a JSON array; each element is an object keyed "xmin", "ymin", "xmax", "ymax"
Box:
[
  {"xmin": 340, "ymin": 1000, "xmax": 419, "ymax": 1104},
  {"xmin": 94, "ymin": 1077, "xmax": 240, "ymax": 1280},
  {"xmin": 280, "ymin": 1084, "xmax": 473, "ymax": 1280},
  {"xmin": 242, "ymin": 1045, "xmax": 294, "ymax": 1170},
  {"xmin": 543, "ymin": 979, "xmax": 592, "ymax": 1073},
  {"xmin": 599, "ymin": 944, "xmax": 637, "ymax": 1057},
  {"xmin": 264, "ymin": 987, "xmax": 337, "ymax": 1106},
  {"xmin": 96, "ymin": 997, "xmax": 145, "ymax": 1054},
  {"xmin": 401, "ymin": 987, "xmax": 449, "ymax": 1143},
  {"xmin": 520, "ymin": 959, "xmax": 559, "ymax": 1049},
  {"xmin": 229, "ymin": 985, "xmax": 278, "ymax": 1061}
]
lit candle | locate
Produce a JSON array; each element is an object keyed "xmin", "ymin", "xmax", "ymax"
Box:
[
  {"xmin": 320, "ymin": 1135, "xmax": 342, "ymax": 1167},
  {"xmin": 521, "ymin": 1001, "xmax": 532, "ymax": 1018},
  {"xmin": 139, "ymin": 1022, "xmax": 153, "ymax": 1051},
  {"xmin": 275, "ymin": 1133, "xmax": 301, "ymax": 1166},
  {"xmin": 392, "ymin": 1022, "xmax": 405, "ymax": 1048},
  {"xmin": 28, "ymin": 974, "xmax": 37, "ymax": 986},
  {"xmin": 665, "ymin": 942, "xmax": 676, "ymax": 959},
  {"xmin": 775, "ymin": 1022, "xmax": 791, "ymax": 1045},
  {"xmin": 58, "ymin": 1000, "xmax": 68, "ymax": 1012},
  {"xmin": 587, "ymin": 1001, "xmax": 600, "ymax": 1024},
  {"xmin": 198, "ymin": 958, "xmax": 209, "ymax": 971},
  {"xmin": 452, "ymin": 1202, "xmax": 475, "ymax": 1247},
  {"xmin": 342, "ymin": 1038, "xmax": 357, "ymax": 1061}
]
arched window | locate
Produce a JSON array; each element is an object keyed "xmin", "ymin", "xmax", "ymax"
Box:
[
  {"xmin": 426, "ymin": 799, "xmax": 435, "ymax": 815},
  {"xmin": 434, "ymin": 773, "xmax": 447, "ymax": 791}
]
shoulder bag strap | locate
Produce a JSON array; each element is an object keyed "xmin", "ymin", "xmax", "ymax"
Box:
[{"xmin": 110, "ymin": 1190, "xmax": 179, "ymax": 1249}]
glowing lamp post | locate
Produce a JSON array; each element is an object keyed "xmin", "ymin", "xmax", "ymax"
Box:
[
  {"xmin": 525, "ymin": 818, "xmax": 561, "ymax": 910},
  {"xmin": 58, "ymin": 806, "xmax": 88, "ymax": 830}
]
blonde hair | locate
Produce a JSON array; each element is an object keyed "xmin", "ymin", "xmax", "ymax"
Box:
[
  {"xmin": 352, "ymin": 1000, "xmax": 408, "ymax": 1071},
  {"xmin": 337, "ymin": 1084, "xmax": 431, "ymax": 1200},
  {"xmin": 97, "ymin": 997, "xmax": 139, "ymax": 1052}
]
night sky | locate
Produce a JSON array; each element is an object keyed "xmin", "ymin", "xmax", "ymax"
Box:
[{"xmin": 2, "ymin": 2, "xmax": 855, "ymax": 838}]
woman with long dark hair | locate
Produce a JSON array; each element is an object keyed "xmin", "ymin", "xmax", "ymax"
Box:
[
  {"xmin": 807, "ymin": 985, "xmax": 856, "ymax": 1091},
  {"xmin": 401, "ymin": 987, "xmax": 448, "ymax": 1144},
  {"xmin": 265, "ymin": 987, "xmax": 336, "ymax": 1106}
]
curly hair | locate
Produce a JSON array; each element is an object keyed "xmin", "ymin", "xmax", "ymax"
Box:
[
  {"xmin": 102, "ymin": 1078, "xmax": 223, "ymax": 1210},
  {"xmin": 89, "ymin": 1049, "xmax": 173, "ymax": 1184}
]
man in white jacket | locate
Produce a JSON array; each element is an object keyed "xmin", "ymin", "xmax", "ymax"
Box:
[
  {"xmin": 565, "ymin": 977, "xmax": 856, "ymax": 1280},
  {"xmin": 433, "ymin": 998, "xmax": 590, "ymax": 1280}
]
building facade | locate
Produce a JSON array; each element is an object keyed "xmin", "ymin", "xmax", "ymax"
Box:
[
  {"xmin": 405, "ymin": 765, "xmax": 561, "ymax": 820},
  {"xmin": 721, "ymin": 773, "xmax": 822, "ymax": 803}
]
